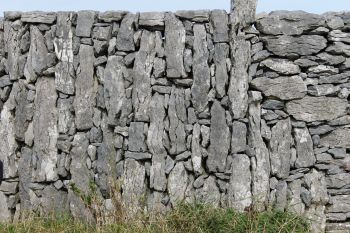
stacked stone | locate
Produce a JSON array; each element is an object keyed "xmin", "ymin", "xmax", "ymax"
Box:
[
  {"xmin": 253, "ymin": 11, "xmax": 350, "ymax": 232},
  {"xmin": 0, "ymin": 9, "xmax": 258, "ymax": 222}
]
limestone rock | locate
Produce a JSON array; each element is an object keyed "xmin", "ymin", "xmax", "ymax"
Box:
[
  {"xmin": 320, "ymin": 128, "xmax": 350, "ymax": 149},
  {"xmin": 257, "ymin": 11, "xmax": 325, "ymax": 35},
  {"xmin": 98, "ymin": 11, "xmax": 128, "ymax": 22},
  {"xmin": 132, "ymin": 31, "xmax": 155, "ymax": 122},
  {"xmin": 228, "ymin": 35, "xmax": 250, "ymax": 119},
  {"xmin": 168, "ymin": 162, "xmax": 188, "ymax": 206},
  {"xmin": 248, "ymin": 94, "xmax": 270, "ymax": 211},
  {"xmin": 104, "ymin": 56, "xmax": 131, "ymax": 126},
  {"xmin": 191, "ymin": 24, "xmax": 210, "ymax": 112},
  {"xmin": 191, "ymin": 123, "xmax": 203, "ymax": 175},
  {"xmin": 227, "ymin": 154, "xmax": 252, "ymax": 212},
  {"xmin": 24, "ymin": 26, "xmax": 48, "ymax": 82},
  {"xmin": 328, "ymin": 195, "xmax": 350, "ymax": 213},
  {"xmin": 116, "ymin": 13, "xmax": 136, "ymax": 52},
  {"xmin": 76, "ymin": 11, "xmax": 95, "ymax": 37},
  {"xmin": 260, "ymin": 59, "xmax": 300, "ymax": 75},
  {"xmin": 165, "ymin": 13, "xmax": 186, "ymax": 78},
  {"xmin": 286, "ymin": 96, "xmax": 348, "ymax": 122},
  {"xmin": 231, "ymin": 121, "xmax": 247, "ymax": 154},
  {"xmin": 210, "ymin": 10, "xmax": 229, "ymax": 42},
  {"xmin": 33, "ymin": 77, "xmax": 58, "ymax": 182},
  {"xmin": 175, "ymin": 10, "xmax": 209, "ymax": 22},
  {"xmin": 168, "ymin": 88, "xmax": 187, "ymax": 155},
  {"xmin": 54, "ymin": 12, "xmax": 75, "ymax": 95},
  {"xmin": 74, "ymin": 45, "xmax": 95, "ymax": 130},
  {"xmin": 269, "ymin": 118, "xmax": 291, "ymax": 179},
  {"xmin": 263, "ymin": 35, "xmax": 327, "ymax": 57},
  {"xmin": 195, "ymin": 176, "xmax": 221, "ymax": 207},
  {"xmin": 207, "ymin": 101, "xmax": 230, "ymax": 173},
  {"xmin": 128, "ymin": 122, "xmax": 146, "ymax": 152},
  {"xmin": 139, "ymin": 12, "xmax": 165, "ymax": 29},
  {"xmin": 122, "ymin": 159, "xmax": 146, "ymax": 215},
  {"xmin": 251, "ymin": 76, "xmax": 306, "ymax": 100},
  {"xmin": 147, "ymin": 94, "xmax": 167, "ymax": 192},
  {"xmin": 294, "ymin": 128, "xmax": 315, "ymax": 168},
  {"xmin": 214, "ymin": 43, "xmax": 229, "ymax": 98},
  {"xmin": 21, "ymin": 11, "xmax": 56, "ymax": 24},
  {"xmin": 287, "ymin": 179, "xmax": 305, "ymax": 215}
]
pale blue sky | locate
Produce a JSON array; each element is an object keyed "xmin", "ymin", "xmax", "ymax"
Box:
[{"xmin": 0, "ymin": 0, "xmax": 350, "ymax": 16}]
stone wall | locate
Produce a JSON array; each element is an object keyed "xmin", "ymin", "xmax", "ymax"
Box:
[{"xmin": 0, "ymin": 5, "xmax": 350, "ymax": 232}]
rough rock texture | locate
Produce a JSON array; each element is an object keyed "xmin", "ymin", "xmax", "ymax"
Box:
[{"xmin": 0, "ymin": 7, "xmax": 350, "ymax": 231}]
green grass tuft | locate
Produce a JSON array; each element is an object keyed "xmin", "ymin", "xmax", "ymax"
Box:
[{"xmin": 0, "ymin": 203, "xmax": 310, "ymax": 233}]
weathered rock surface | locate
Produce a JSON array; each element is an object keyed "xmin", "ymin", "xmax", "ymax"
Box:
[
  {"xmin": 286, "ymin": 96, "xmax": 348, "ymax": 122},
  {"xmin": 260, "ymin": 59, "xmax": 300, "ymax": 75},
  {"xmin": 294, "ymin": 128, "xmax": 315, "ymax": 168},
  {"xmin": 270, "ymin": 118, "xmax": 291, "ymax": 179},
  {"xmin": 207, "ymin": 101, "xmax": 230, "ymax": 173},
  {"xmin": 191, "ymin": 24, "xmax": 210, "ymax": 112},
  {"xmin": 257, "ymin": 11, "xmax": 325, "ymax": 35},
  {"xmin": 74, "ymin": 45, "xmax": 95, "ymax": 130},
  {"xmin": 320, "ymin": 128, "xmax": 350, "ymax": 148},
  {"xmin": 263, "ymin": 35, "xmax": 327, "ymax": 57},
  {"xmin": 251, "ymin": 76, "xmax": 306, "ymax": 100}
]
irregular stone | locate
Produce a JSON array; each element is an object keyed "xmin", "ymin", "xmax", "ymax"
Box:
[
  {"xmin": 304, "ymin": 169, "xmax": 329, "ymax": 205},
  {"xmin": 132, "ymin": 31, "xmax": 155, "ymax": 121},
  {"xmin": 191, "ymin": 24, "xmax": 210, "ymax": 112},
  {"xmin": 147, "ymin": 94, "xmax": 167, "ymax": 192},
  {"xmin": 257, "ymin": 11, "xmax": 325, "ymax": 35},
  {"xmin": 74, "ymin": 45, "xmax": 95, "ymax": 130},
  {"xmin": 274, "ymin": 181, "xmax": 288, "ymax": 211},
  {"xmin": 165, "ymin": 13, "xmax": 186, "ymax": 78},
  {"xmin": 286, "ymin": 96, "xmax": 348, "ymax": 122},
  {"xmin": 328, "ymin": 195, "xmax": 350, "ymax": 213},
  {"xmin": 104, "ymin": 56, "xmax": 131, "ymax": 126},
  {"xmin": 168, "ymin": 162, "xmax": 188, "ymax": 206},
  {"xmin": 13, "ymin": 81, "xmax": 31, "ymax": 141},
  {"xmin": 57, "ymin": 97, "xmax": 74, "ymax": 134},
  {"xmin": 125, "ymin": 151, "xmax": 152, "ymax": 160},
  {"xmin": 294, "ymin": 128, "xmax": 315, "ymax": 168},
  {"xmin": 305, "ymin": 205, "xmax": 326, "ymax": 233},
  {"xmin": 92, "ymin": 26, "xmax": 111, "ymax": 41},
  {"xmin": 228, "ymin": 35, "xmax": 250, "ymax": 119},
  {"xmin": 308, "ymin": 65, "xmax": 338, "ymax": 75},
  {"xmin": 195, "ymin": 176, "xmax": 220, "ymax": 207},
  {"xmin": 175, "ymin": 10, "xmax": 209, "ymax": 22},
  {"xmin": 319, "ymin": 72, "xmax": 350, "ymax": 84},
  {"xmin": 139, "ymin": 12, "xmax": 165, "ymax": 29},
  {"xmin": 168, "ymin": 88, "xmax": 187, "ymax": 155},
  {"xmin": 227, "ymin": 154, "xmax": 252, "ymax": 212},
  {"xmin": 128, "ymin": 122, "xmax": 146, "ymax": 152},
  {"xmin": 308, "ymin": 84, "xmax": 340, "ymax": 96},
  {"xmin": 210, "ymin": 10, "xmax": 229, "ymax": 42},
  {"xmin": 24, "ymin": 26, "xmax": 48, "ymax": 82},
  {"xmin": 328, "ymin": 148, "xmax": 346, "ymax": 159},
  {"xmin": 260, "ymin": 59, "xmax": 300, "ymax": 75},
  {"xmin": 207, "ymin": 101, "xmax": 230, "ymax": 173},
  {"xmin": 329, "ymin": 115, "xmax": 350, "ymax": 126},
  {"xmin": 0, "ymin": 192, "xmax": 11, "ymax": 222},
  {"xmin": 40, "ymin": 185, "xmax": 69, "ymax": 215},
  {"xmin": 76, "ymin": 11, "xmax": 95, "ymax": 37},
  {"xmin": 231, "ymin": 121, "xmax": 247, "ymax": 154},
  {"xmin": 326, "ymin": 42, "xmax": 350, "ymax": 56},
  {"xmin": 54, "ymin": 12, "xmax": 75, "ymax": 95},
  {"xmin": 309, "ymin": 125, "xmax": 333, "ymax": 135},
  {"xmin": 262, "ymin": 35, "xmax": 327, "ymax": 57},
  {"xmin": 251, "ymin": 76, "xmax": 306, "ymax": 100},
  {"xmin": 326, "ymin": 173, "xmax": 350, "ymax": 189},
  {"xmin": 21, "ymin": 12, "xmax": 56, "ymax": 24},
  {"xmin": 287, "ymin": 179, "xmax": 305, "ymax": 215},
  {"xmin": 98, "ymin": 11, "xmax": 128, "ymax": 22},
  {"xmin": 122, "ymin": 159, "xmax": 146, "ymax": 216},
  {"xmin": 320, "ymin": 128, "xmax": 350, "ymax": 149},
  {"xmin": 214, "ymin": 43, "xmax": 229, "ymax": 98},
  {"xmin": 270, "ymin": 118, "xmax": 291, "ymax": 179},
  {"xmin": 230, "ymin": 0, "xmax": 257, "ymax": 27},
  {"xmin": 317, "ymin": 52, "xmax": 346, "ymax": 65},
  {"xmin": 191, "ymin": 123, "xmax": 203, "ymax": 175},
  {"xmin": 116, "ymin": 13, "xmax": 136, "ymax": 52},
  {"xmin": 33, "ymin": 77, "xmax": 58, "ymax": 182},
  {"xmin": 5, "ymin": 21, "xmax": 23, "ymax": 81},
  {"xmin": 262, "ymin": 99, "xmax": 284, "ymax": 110},
  {"xmin": 329, "ymin": 29, "xmax": 350, "ymax": 44},
  {"xmin": 248, "ymin": 93, "xmax": 270, "ymax": 211}
]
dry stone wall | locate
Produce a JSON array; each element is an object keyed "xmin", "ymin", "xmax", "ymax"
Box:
[{"xmin": 1, "ymin": 6, "xmax": 350, "ymax": 232}]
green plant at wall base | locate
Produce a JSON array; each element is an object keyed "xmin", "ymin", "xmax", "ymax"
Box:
[
  {"xmin": 0, "ymin": 203, "xmax": 310, "ymax": 233},
  {"xmin": 70, "ymin": 180, "xmax": 99, "ymax": 207}
]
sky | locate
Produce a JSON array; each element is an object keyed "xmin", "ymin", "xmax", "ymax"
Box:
[{"xmin": 0, "ymin": 0, "xmax": 350, "ymax": 16}]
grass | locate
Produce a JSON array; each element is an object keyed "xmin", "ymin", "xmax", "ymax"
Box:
[{"xmin": 0, "ymin": 203, "xmax": 310, "ymax": 233}]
